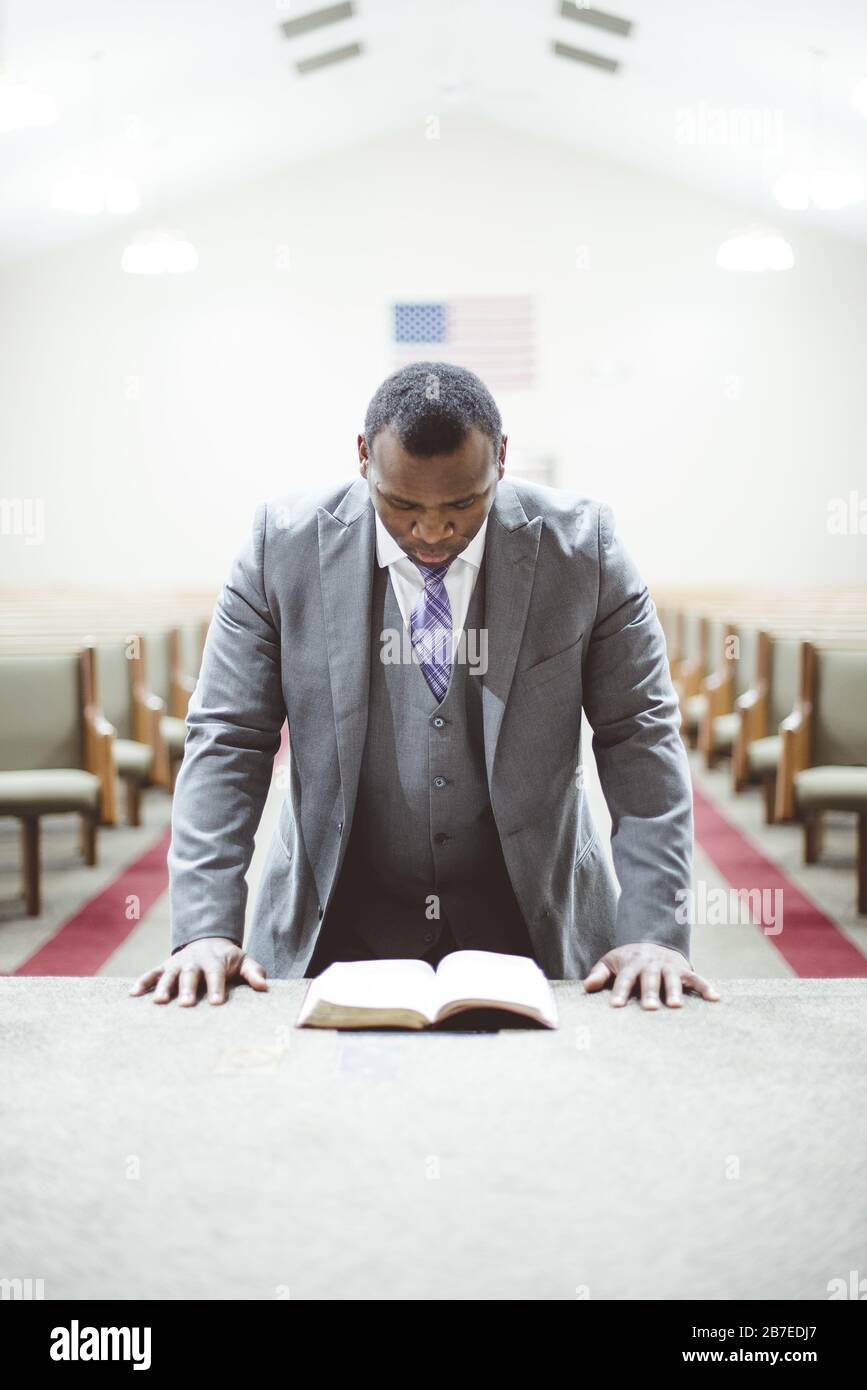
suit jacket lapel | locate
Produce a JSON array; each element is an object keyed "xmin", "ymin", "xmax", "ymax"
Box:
[
  {"xmin": 481, "ymin": 480, "xmax": 542, "ymax": 786},
  {"xmin": 318, "ymin": 477, "xmax": 376, "ymax": 830}
]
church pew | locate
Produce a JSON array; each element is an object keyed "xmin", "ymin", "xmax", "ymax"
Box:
[
  {"xmin": 0, "ymin": 648, "xmax": 113, "ymax": 917},
  {"xmin": 775, "ymin": 639, "xmax": 867, "ymax": 913}
]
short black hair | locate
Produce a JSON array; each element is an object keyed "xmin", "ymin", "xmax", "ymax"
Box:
[{"xmin": 363, "ymin": 360, "xmax": 502, "ymax": 460}]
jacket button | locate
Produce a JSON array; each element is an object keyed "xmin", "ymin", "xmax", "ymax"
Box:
[
  {"xmin": 337, "ymin": 821, "xmax": 343, "ymax": 833},
  {"xmin": 432, "ymin": 716, "xmax": 445, "ymax": 728},
  {"xmin": 423, "ymin": 931, "xmax": 435, "ymax": 944},
  {"xmin": 433, "ymin": 776, "xmax": 446, "ymax": 788}
]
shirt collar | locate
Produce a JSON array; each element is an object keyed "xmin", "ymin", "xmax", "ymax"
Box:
[{"xmin": 374, "ymin": 507, "xmax": 488, "ymax": 572}]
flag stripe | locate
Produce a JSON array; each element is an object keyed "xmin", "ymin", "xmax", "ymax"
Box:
[{"xmin": 392, "ymin": 296, "xmax": 536, "ymax": 389}]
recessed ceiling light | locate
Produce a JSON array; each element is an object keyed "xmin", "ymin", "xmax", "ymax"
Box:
[
  {"xmin": 279, "ymin": 3, "xmax": 354, "ymax": 41},
  {"xmin": 716, "ymin": 229, "xmax": 794, "ymax": 272},
  {"xmin": 559, "ymin": 3, "xmax": 634, "ymax": 39},
  {"xmin": 551, "ymin": 41, "xmax": 619, "ymax": 73},
  {"xmin": 295, "ymin": 41, "xmax": 363, "ymax": 74},
  {"xmin": 121, "ymin": 229, "xmax": 198, "ymax": 275}
]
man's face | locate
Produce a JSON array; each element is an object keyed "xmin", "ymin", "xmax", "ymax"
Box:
[{"xmin": 358, "ymin": 424, "xmax": 506, "ymax": 567}]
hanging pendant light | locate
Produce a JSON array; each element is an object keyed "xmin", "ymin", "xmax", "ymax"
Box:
[
  {"xmin": 716, "ymin": 227, "xmax": 794, "ymax": 272},
  {"xmin": 121, "ymin": 228, "xmax": 198, "ymax": 275}
]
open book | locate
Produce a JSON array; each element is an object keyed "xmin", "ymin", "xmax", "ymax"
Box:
[{"xmin": 296, "ymin": 949, "xmax": 558, "ymax": 1030}]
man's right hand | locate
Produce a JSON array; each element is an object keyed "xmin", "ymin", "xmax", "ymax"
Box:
[{"xmin": 128, "ymin": 937, "xmax": 268, "ymax": 1007}]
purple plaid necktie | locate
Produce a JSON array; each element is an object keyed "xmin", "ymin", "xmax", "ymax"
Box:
[{"xmin": 409, "ymin": 560, "xmax": 453, "ymax": 702}]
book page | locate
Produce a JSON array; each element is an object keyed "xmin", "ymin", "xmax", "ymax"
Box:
[
  {"xmin": 433, "ymin": 950, "xmax": 558, "ymax": 1026},
  {"xmin": 298, "ymin": 958, "xmax": 439, "ymax": 1023}
]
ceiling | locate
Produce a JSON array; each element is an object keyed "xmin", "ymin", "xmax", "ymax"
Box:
[{"xmin": 2, "ymin": 0, "xmax": 867, "ymax": 264}]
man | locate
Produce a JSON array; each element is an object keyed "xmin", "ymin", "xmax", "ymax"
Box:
[{"xmin": 131, "ymin": 362, "xmax": 719, "ymax": 1011}]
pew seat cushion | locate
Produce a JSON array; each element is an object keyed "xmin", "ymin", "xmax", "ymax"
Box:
[
  {"xmin": 747, "ymin": 735, "xmax": 782, "ymax": 775},
  {"xmin": 161, "ymin": 716, "xmax": 187, "ymax": 755},
  {"xmin": 114, "ymin": 739, "xmax": 154, "ymax": 779},
  {"xmin": 684, "ymin": 694, "xmax": 708, "ymax": 727},
  {"xmin": 0, "ymin": 768, "xmax": 101, "ymax": 815},
  {"xmin": 712, "ymin": 713, "xmax": 740, "ymax": 751},
  {"xmin": 794, "ymin": 766, "xmax": 867, "ymax": 813}
]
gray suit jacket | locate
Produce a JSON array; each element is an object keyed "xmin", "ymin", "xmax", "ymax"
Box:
[{"xmin": 167, "ymin": 476, "xmax": 694, "ymax": 979}]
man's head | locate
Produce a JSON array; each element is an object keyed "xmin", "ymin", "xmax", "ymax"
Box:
[{"xmin": 359, "ymin": 361, "xmax": 506, "ymax": 567}]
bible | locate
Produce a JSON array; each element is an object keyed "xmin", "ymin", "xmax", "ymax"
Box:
[{"xmin": 296, "ymin": 949, "xmax": 558, "ymax": 1030}]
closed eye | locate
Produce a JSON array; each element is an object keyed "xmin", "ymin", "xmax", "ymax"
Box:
[{"xmin": 389, "ymin": 498, "xmax": 475, "ymax": 510}]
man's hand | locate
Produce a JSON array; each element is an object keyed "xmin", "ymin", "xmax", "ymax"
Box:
[
  {"xmin": 128, "ymin": 937, "xmax": 268, "ymax": 1007},
  {"xmin": 583, "ymin": 944, "xmax": 720, "ymax": 1009}
]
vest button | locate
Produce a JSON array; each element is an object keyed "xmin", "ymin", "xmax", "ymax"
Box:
[
  {"xmin": 337, "ymin": 821, "xmax": 343, "ymax": 833},
  {"xmin": 318, "ymin": 905, "xmax": 324, "ymax": 920},
  {"xmin": 433, "ymin": 776, "xmax": 446, "ymax": 788},
  {"xmin": 434, "ymin": 832, "xmax": 449, "ymax": 845}
]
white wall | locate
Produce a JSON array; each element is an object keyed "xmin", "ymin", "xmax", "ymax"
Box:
[{"xmin": 2, "ymin": 113, "xmax": 866, "ymax": 590}]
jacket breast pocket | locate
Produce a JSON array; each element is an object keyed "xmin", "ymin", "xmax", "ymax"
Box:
[{"xmin": 518, "ymin": 633, "xmax": 584, "ymax": 690}]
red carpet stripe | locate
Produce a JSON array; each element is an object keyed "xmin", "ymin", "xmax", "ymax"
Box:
[
  {"xmin": 692, "ymin": 782, "xmax": 867, "ymax": 977},
  {"xmin": 12, "ymin": 828, "xmax": 173, "ymax": 976}
]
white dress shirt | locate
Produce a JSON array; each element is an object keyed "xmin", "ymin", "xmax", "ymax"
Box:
[{"xmin": 373, "ymin": 508, "xmax": 488, "ymax": 656}]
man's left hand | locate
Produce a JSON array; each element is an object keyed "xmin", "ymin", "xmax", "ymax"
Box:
[{"xmin": 583, "ymin": 944, "xmax": 721, "ymax": 1009}]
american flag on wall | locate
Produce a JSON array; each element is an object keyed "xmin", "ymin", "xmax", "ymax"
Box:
[{"xmin": 391, "ymin": 296, "xmax": 536, "ymax": 391}]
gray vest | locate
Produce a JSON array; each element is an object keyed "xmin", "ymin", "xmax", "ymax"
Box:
[{"xmin": 316, "ymin": 550, "xmax": 536, "ymax": 962}]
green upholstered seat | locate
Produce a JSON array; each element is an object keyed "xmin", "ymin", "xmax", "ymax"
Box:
[
  {"xmin": 711, "ymin": 712, "xmax": 740, "ymax": 751},
  {"xmin": 684, "ymin": 693, "xmax": 708, "ymax": 726},
  {"xmin": 747, "ymin": 735, "xmax": 782, "ymax": 775},
  {"xmin": 144, "ymin": 631, "xmax": 172, "ymax": 706},
  {"xmin": 681, "ymin": 611, "xmax": 703, "ymax": 664},
  {"xmin": 792, "ymin": 650, "xmax": 867, "ymax": 812},
  {"xmin": 161, "ymin": 715, "xmax": 187, "ymax": 754},
  {"xmin": 0, "ymin": 768, "xmax": 101, "ymax": 815},
  {"xmin": 733, "ymin": 626, "xmax": 757, "ymax": 700},
  {"xmin": 794, "ymin": 766, "xmax": 867, "ymax": 813},
  {"xmin": 114, "ymin": 738, "xmax": 153, "ymax": 778},
  {"xmin": 179, "ymin": 623, "xmax": 203, "ymax": 677},
  {"xmin": 769, "ymin": 637, "xmax": 801, "ymax": 729},
  {"xmin": 95, "ymin": 641, "xmax": 134, "ymax": 739},
  {"xmin": 812, "ymin": 649, "xmax": 867, "ymax": 768},
  {"xmin": 707, "ymin": 618, "xmax": 726, "ymax": 670},
  {"xmin": 0, "ymin": 652, "xmax": 87, "ymax": 775}
]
